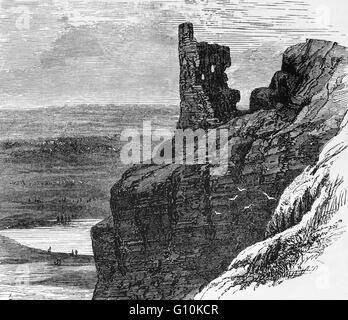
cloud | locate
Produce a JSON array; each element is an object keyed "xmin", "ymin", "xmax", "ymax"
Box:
[
  {"xmin": 0, "ymin": 0, "xmax": 346, "ymax": 108},
  {"xmin": 40, "ymin": 26, "xmax": 104, "ymax": 68}
]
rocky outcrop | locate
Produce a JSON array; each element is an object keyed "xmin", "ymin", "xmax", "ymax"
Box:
[
  {"xmin": 196, "ymin": 112, "xmax": 348, "ymax": 299},
  {"xmin": 250, "ymin": 39, "xmax": 344, "ymax": 113},
  {"xmin": 91, "ymin": 26, "xmax": 348, "ymax": 300},
  {"xmin": 177, "ymin": 23, "xmax": 241, "ymax": 130}
]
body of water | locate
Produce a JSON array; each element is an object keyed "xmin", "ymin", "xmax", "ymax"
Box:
[
  {"xmin": 0, "ymin": 104, "xmax": 178, "ymax": 299},
  {"xmin": 0, "ymin": 219, "xmax": 102, "ymax": 300},
  {"xmin": 0, "ymin": 262, "xmax": 96, "ymax": 300},
  {"xmin": 0, "ymin": 219, "xmax": 101, "ymax": 256}
]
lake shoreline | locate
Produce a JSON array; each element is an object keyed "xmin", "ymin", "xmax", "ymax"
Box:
[
  {"xmin": 0, "ymin": 218, "xmax": 102, "ymax": 256},
  {"xmin": 0, "ymin": 234, "xmax": 97, "ymax": 300},
  {"xmin": 0, "ymin": 221, "xmax": 98, "ymax": 300},
  {"xmin": 0, "ymin": 234, "xmax": 94, "ymax": 265}
]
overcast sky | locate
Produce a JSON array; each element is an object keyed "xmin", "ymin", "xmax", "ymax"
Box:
[{"xmin": 0, "ymin": 0, "xmax": 347, "ymax": 108}]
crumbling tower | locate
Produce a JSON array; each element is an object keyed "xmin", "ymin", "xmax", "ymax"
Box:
[{"xmin": 177, "ymin": 22, "xmax": 241, "ymax": 130}]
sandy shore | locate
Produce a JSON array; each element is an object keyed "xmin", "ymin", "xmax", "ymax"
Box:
[
  {"xmin": 0, "ymin": 234, "xmax": 94, "ymax": 265},
  {"xmin": 0, "ymin": 235, "xmax": 96, "ymax": 300}
]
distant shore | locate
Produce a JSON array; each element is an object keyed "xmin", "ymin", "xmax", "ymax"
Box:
[
  {"xmin": 0, "ymin": 234, "xmax": 96, "ymax": 300},
  {"xmin": 0, "ymin": 234, "xmax": 94, "ymax": 265}
]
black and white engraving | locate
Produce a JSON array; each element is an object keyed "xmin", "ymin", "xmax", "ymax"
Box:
[{"xmin": 0, "ymin": 0, "xmax": 347, "ymax": 301}]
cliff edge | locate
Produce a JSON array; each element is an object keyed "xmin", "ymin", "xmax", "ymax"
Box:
[{"xmin": 91, "ymin": 23, "xmax": 348, "ymax": 300}]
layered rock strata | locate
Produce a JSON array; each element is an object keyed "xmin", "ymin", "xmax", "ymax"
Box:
[{"xmin": 92, "ymin": 25, "xmax": 348, "ymax": 300}]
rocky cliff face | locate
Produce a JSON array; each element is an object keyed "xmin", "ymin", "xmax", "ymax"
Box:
[
  {"xmin": 91, "ymin": 24, "xmax": 348, "ymax": 300},
  {"xmin": 197, "ymin": 111, "xmax": 348, "ymax": 299},
  {"xmin": 250, "ymin": 39, "xmax": 344, "ymax": 113}
]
